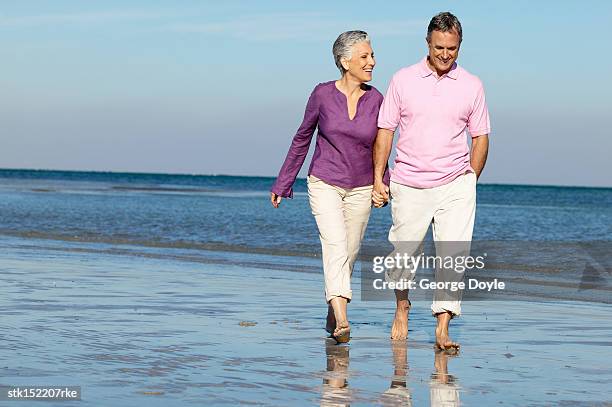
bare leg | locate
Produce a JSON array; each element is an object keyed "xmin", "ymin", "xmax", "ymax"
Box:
[
  {"xmin": 326, "ymin": 304, "xmax": 336, "ymax": 334},
  {"xmin": 391, "ymin": 340, "xmax": 408, "ymax": 382},
  {"xmin": 329, "ymin": 296, "xmax": 350, "ymax": 342},
  {"xmin": 321, "ymin": 343, "xmax": 350, "ymax": 404},
  {"xmin": 391, "ymin": 289, "xmax": 411, "ymax": 340},
  {"xmin": 435, "ymin": 311, "xmax": 460, "ymax": 351},
  {"xmin": 430, "ymin": 350, "xmax": 460, "ymax": 406},
  {"xmin": 324, "ymin": 341, "xmax": 349, "ymax": 388},
  {"xmin": 380, "ymin": 341, "xmax": 412, "ymax": 404},
  {"xmin": 433, "ymin": 350, "xmax": 451, "ymax": 383}
]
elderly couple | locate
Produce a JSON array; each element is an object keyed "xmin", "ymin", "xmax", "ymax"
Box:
[{"xmin": 270, "ymin": 12, "xmax": 490, "ymax": 348}]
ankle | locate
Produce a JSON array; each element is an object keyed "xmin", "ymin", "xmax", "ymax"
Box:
[
  {"xmin": 435, "ymin": 326, "xmax": 448, "ymax": 335},
  {"xmin": 396, "ymin": 301, "xmax": 411, "ymax": 311}
]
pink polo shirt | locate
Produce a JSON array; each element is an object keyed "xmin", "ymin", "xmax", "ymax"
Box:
[{"xmin": 378, "ymin": 57, "xmax": 491, "ymax": 188}]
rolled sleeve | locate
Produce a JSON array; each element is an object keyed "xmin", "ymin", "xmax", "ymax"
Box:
[
  {"xmin": 377, "ymin": 75, "xmax": 401, "ymax": 131},
  {"xmin": 467, "ymin": 81, "xmax": 491, "ymax": 137}
]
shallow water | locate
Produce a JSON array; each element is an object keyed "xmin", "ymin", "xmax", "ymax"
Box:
[{"xmin": 1, "ymin": 237, "xmax": 610, "ymax": 406}]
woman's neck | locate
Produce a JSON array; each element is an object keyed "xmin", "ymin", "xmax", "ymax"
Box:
[{"xmin": 336, "ymin": 75, "xmax": 364, "ymax": 97}]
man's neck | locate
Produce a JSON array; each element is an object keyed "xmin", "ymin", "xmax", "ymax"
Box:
[{"xmin": 426, "ymin": 56, "xmax": 451, "ymax": 78}]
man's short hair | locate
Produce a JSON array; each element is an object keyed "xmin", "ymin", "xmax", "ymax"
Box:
[{"xmin": 427, "ymin": 12, "xmax": 463, "ymax": 43}]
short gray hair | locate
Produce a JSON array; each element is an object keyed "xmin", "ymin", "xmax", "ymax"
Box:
[
  {"xmin": 332, "ymin": 30, "xmax": 370, "ymax": 76},
  {"xmin": 427, "ymin": 12, "xmax": 462, "ymax": 43}
]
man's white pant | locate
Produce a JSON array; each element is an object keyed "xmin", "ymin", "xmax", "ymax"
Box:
[{"xmin": 388, "ymin": 172, "xmax": 476, "ymax": 317}]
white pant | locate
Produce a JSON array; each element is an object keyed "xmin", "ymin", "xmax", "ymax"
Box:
[
  {"xmin": 389, "ymin": 172, "xmax": 476, "ymax": 316},
  {"xmin": 307, "ymin": 175, "xmax": 372, "ymax": 302}
]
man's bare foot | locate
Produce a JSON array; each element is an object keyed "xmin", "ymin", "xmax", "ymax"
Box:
[
  {"xmin": 326, "ymin": 304, "xmax": 336, "ymax": 334},
  {"xmin": 391, "ymin": 300, "xmax": 411, "ymax": 340},
  {"xmin": 435, "ymin": 312, "xmax": 460, "ymax": 351},
  {"xmin": 434, "ymin": 330, "xmax": 459, "ymax": 351}
]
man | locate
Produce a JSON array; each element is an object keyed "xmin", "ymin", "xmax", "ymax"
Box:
[{"xmin": 372, "ymin": 12, "xmax": 490, "ymax": 349}]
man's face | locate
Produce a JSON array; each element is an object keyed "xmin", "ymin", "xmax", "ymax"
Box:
[{"xmin": 427, "ymin": 29, "xmax": 461, "ymax": 75}]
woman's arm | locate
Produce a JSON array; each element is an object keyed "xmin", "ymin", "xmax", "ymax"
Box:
[{"xmin": 270, "ymin": 86, "xmax": 320, "ymax": 206}]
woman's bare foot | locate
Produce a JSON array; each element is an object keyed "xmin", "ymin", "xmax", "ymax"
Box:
[
  {"xmin": 326, "ymin": 304, "xmax": 336, "ymax": 334},
  {"xmin": 435, "ymin": 312, "xmax": 460, "ymax": 351},
  {"xmin": 334, "ymin": 320, "xmax": 351, "ymax": 343},
  {"xmin": 329, "ymin": 297, "xmax": 350, "ymax": 343},
  {"xmin": 391, "ymin": 290, "xmax": 411, "ymax": 340}
]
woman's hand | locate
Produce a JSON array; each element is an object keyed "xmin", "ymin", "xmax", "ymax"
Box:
[
  {"xmin": 270, "ymin": 192, "xmax": 282, "ymax": 208},
  {"xmin": 372, "ymin": 181, "xmax": 389, "ymax": 208}
]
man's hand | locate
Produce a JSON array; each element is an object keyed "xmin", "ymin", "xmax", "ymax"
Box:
[
  {"xmin": 372, "ymin": 181, "xmax": 389, "ymax": 208},
  {"xmin": 470, "ymin": 134, "xmax": 489, "ymax": 179},
  {"xmin": 372, "ymin": 128, "xmax": 394, "ymax": 207},
  {"xmin": 270, "ymin": 192, "xmax": 282, "ymax": 208}
]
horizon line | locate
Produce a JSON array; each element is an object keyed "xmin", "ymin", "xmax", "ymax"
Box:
[{"xmin": 0, "ymin": 167, "xmax": 609, "ymax": 190}]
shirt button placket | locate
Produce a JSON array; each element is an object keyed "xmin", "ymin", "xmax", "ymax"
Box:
[{"xmin": 433, "ymin": 77, "xmax": 442, "ymax": 97}]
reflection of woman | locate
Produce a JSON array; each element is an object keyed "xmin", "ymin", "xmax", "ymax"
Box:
[
  {"xmin": 270, "ymin": 31, "xmax": 385, "ymax": 343},
  {"xmin": 321, "ymin": 341, "xmax": 351, "ymax": 406}
]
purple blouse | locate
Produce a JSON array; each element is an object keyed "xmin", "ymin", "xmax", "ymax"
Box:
[{"xmin": 271, "ymin": 81, "xmax": 386, "ymax": 198}]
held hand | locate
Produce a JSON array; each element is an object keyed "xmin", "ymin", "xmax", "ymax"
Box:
[
  {"xmin": 270, "ymin": 192, "xmax": 282, "ymax": 208},
  {"xmin": 372, "ymin": 191, "xmax": 385, "ymax": 208},
  {"xmin": 372, "ymin": 181, "xmax": 390, "ymax": 208}
]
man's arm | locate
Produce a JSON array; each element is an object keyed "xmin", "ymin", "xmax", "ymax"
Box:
[
  {"xmin": 470, "ymin": 135, "xmax": 489, "ymax": 179},
  {"xmin": 372, "ymin": 128, "xmax": 394, "ymax": 205}
]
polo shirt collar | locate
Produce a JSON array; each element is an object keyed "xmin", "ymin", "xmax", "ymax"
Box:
[{"xmin": 420, "ymin": 56, "xmax": 459, "ymax": 80}]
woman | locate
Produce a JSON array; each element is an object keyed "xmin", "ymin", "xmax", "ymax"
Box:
[{"xmin": 270, "ymin": 30, "xmax": 386, "ymax": 343}]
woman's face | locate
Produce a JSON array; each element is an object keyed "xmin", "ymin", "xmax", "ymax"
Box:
[{"xmin": 342, "ymin": 41, "xmax": 375, "ymax": 83}]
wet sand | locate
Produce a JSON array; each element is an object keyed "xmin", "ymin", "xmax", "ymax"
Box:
[{"xmin": 1, "ymin": 236, "xmax": 611, "ymax": 406}]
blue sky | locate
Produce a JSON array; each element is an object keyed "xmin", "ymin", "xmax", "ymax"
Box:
[{"xmin": 1, "ymin": 1, "xmax": 611, "ymax": 186}]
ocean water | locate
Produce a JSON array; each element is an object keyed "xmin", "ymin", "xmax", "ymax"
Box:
[
  {"xmin": 0, "ymin": 169, "xmax": 610, "ymax": 256},
  {"xmin": 1, "ymin": 169, "xmax": 611, "ymax": 405}
]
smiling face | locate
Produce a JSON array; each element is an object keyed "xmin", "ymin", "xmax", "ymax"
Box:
[
  {"xmin": 426, "ymin": 29, "xmax": 461, "ymax": 76},
  {"xmin": 341, "ymin": 41, "xmax": 375, "ymax": 83}
]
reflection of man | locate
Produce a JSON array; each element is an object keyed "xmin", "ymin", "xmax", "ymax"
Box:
[
  {"xmin": 380, "ymin": 341, "xmax": 412, "ymax": 406},
  {"xmin": 430, "ymin": 351, "xmax": 460, "ymax": 406},
  {"xmin": 373, "ymin": 12, "xmax": 490, "ymax": 347}
]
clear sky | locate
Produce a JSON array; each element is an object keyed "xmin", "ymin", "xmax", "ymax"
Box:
[{"xmin": 1, "ymin": 1, "xmax": 611, "ymax": 187}]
